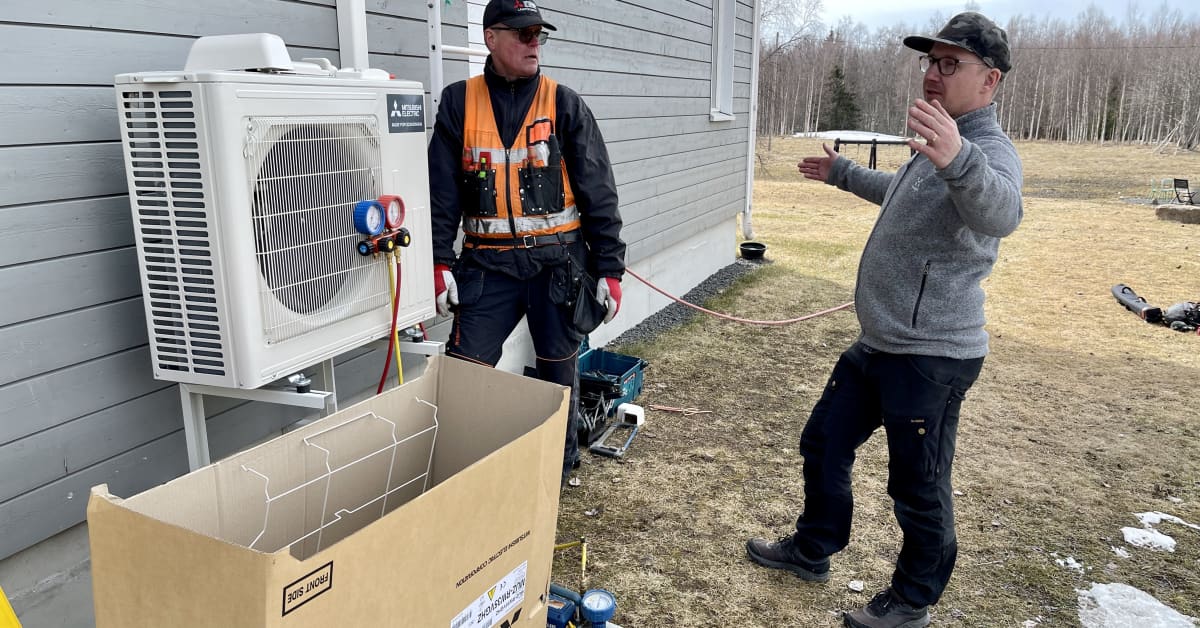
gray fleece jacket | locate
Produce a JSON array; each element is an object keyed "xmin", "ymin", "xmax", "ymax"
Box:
[{"xmin": 827, "ymin": 103, "xmax": 1022, "ymax": 359}]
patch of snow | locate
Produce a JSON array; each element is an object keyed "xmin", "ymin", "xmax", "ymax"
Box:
[
  {"xmin": 1167, "ymin": 496, "xmax": 1183, "ymax": 504},
  {"xmin": 1136, "ymin": 511, "xmax": 1200, "ymax": 532},
  {"xmin": 792, "ymin": 130, "xmax": 910, "ymax": 142},
  {"xmin": 1110, "ymin": 546, "xmax": 1131, "ymax": 559},
  {"xmin": 1022, "ymin": 618, "xmax": 1044, "ymax": 627},
  {"xmin": 1122, "ymin": 526, "xmax": 1176, "ymax": 552},
  {"xmin": 1056, "ymin": 555, "xmax": 1085, "ymax": 573},
  {"xmin": 1077, "ymin": 583, "xmax": 1197, "ymax": 628}
]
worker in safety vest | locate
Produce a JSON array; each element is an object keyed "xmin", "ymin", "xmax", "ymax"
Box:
[{"xmin": 428, "ymin": 0, "xmax": 626, "ymax": 486}]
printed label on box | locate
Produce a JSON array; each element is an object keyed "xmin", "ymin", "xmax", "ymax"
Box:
[
  {"xmin": 450, "ymin": 561, "xmax": 527, "ymax": 628},
  {"xmin": 282, "ymin": 562, "xmax": 333, "ymax": 616}
]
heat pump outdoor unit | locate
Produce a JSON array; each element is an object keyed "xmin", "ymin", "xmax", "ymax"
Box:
[{"xmin": 116, "ymin": 34, "xmax": 435, "ymax": 390}]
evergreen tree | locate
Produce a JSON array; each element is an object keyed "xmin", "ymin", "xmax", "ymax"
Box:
[{"xmin": 821, "ymin": 65, "xmax": 862, "ymax": 131}]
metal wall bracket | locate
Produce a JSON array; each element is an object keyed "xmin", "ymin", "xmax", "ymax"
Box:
[{"xmin": 179, "ymin": 359, "xmax": 339, "ymax": 470}]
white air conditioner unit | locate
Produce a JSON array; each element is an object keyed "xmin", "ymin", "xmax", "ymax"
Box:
[{"xmin": 115, "ymin": 34, "xmax": 435, "ymax": 389}]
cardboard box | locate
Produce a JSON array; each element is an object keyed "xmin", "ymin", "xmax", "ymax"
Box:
[{"xmin": 88, "ymin": 356, "xmax": 568, "ymax": 627}]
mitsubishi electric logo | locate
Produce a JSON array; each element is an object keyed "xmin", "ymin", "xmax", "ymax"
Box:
[{"xmin": 386, "ymin": 94, "xmax": 424, "ymax": 134}]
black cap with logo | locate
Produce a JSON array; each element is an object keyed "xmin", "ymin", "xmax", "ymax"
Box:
[
  {"xmin": 483, "ymin": 0, "xmax": 557, "ymax": 31},
  {"xmin": 903, "ymin": 12, "xmax": 1011, "ymax": 73}
]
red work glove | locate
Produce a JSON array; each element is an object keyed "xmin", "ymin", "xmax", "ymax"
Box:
[
  {"xmin": 433, "ymin": 263, "xmax": 457, "ymax": 316},
  {"xmin": 597, "ymin": 277, "xmax": 622, "ymax": 323}
]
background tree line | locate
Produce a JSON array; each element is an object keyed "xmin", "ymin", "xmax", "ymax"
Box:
[{"xmin": 757, "ymin": 0, "xmax": 1200, "ymax": 149}]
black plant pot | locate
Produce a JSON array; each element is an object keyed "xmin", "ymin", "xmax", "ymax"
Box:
[{"xmin": 740, "ymin": 241, "xmax": 767, "ymax": 260}]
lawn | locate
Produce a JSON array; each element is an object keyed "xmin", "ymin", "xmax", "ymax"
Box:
[{"xmin": 553, "ymin": 137, "xmax": 1200, "ymax": 626}]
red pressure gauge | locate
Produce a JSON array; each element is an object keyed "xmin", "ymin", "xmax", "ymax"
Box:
[{"xmin": 377, "ymin": 195, "xmax": 406, "ymax": 230}]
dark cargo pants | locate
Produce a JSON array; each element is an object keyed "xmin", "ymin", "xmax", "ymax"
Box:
[
  {"xmin": 445, "ymin": 260, "xmax": 583, "ymax": 484},
  {"xmin": 792, "ymin": 341, "xmax": 984, "ymax": 608}
]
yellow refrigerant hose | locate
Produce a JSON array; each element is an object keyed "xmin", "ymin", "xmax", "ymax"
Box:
[{"xmin": 387, "ymin": 251, "xmax": 404, "ymax": 386}]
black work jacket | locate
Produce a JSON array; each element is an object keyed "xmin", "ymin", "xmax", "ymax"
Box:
[{"xmin": 428, "ymin": 58, "xmax": 625, "ymax": 280}]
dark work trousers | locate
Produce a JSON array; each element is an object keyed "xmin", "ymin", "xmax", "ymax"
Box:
[
  {"xmin": 792, "ymin": 341, "xmax": 984, "ymax": 608},
  {"xmin": 445, "ymin": 260, "xmax": 584, "ymax": 485}
]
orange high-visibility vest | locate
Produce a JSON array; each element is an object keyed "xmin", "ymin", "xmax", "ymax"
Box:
[{"xmin": 460, "ymin": 74, "xmax": 579, "ymax": 248}]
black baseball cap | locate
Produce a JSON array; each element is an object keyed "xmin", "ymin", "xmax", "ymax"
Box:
[
  {"xmin": 483, "ymin": 0, "xmax": 557, "ymax": 31},
  {"xmin": 904, "ymin": 12, "xmax": 1011, "ymax": 73}
]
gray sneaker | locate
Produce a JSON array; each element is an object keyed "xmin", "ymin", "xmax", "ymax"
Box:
[
  {"xmin": 844, "ymin": 589, "xmax": 930, "ymax": 628},
  {"xmin": 745, "ymin": 535, "xmax": 831, "ymax": 582}
]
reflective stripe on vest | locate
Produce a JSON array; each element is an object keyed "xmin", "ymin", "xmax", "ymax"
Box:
[{"xmin": 462, "ymin": 74, "xmax": 579, "ymax": 247}]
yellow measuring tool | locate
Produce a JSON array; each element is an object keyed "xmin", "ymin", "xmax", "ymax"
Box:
[{"xmin": 0, "ymin": 584, "xmax": 21, "ymax": 628}]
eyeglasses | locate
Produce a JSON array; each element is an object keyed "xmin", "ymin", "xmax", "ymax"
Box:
[
  {"xmin": 490, "ymin": 26, "xmax": 549, "ymax": 45},
  {"xmin": 919, "ymin": 54, "xmax": 988, "ymax": 76}
]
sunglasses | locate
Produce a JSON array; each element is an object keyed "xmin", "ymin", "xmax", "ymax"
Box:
[{"xmin": 490, "ymin": 26, "xmax": 549, "ymax": 45}]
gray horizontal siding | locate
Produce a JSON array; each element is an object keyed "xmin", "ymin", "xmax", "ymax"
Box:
[
  {"xmin": 0, "ymin": 197, "xmax": 133, "ymax": 266},
  {"xmin": 0, "ymin": 299, "xmax": 148, "ymax": 388},
  {"xmin": 0, "ymin": 249, "xmax": 143, "ymax": 328},
  {"xmin": 0, "ymin": 349, "xmax": 167, "ymax": 447},
  {"xmin": 4, "ymin": 1, "xmax": 340, "ymax": 48},
  {"xmin": 0, "ymin": 87, "xmax": 120, "ymax": 146},
  {"xmin": 0, "ymin": 0, "xmax": 757, "ymax": 560},
  {"xmin": 0, "ymin": 25, "xmax": 336, "ymax": 86},
  {"xmin": 551, "ymin": 0, "xmax": 755, "ymax": 300},
  {"xmin": 0, "ymin": 143, "xmax": 126, "ymax": 206},
  {"xmin": 0, "ymin": 345, "xmax": 398, "ymax": 559},
  {"xmin": 0, "ymin": 0, "xmax": 468, "ymax": 560}
]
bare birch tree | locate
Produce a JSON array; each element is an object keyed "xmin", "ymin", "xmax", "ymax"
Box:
[{"xmin": 754, "ymin": 1, "xmax": 1200, "ymax": 150}]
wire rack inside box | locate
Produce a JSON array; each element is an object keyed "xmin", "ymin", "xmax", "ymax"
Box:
[{"xmin": 235, "ymin": 399, "xmax": 439, "ymax": 560}]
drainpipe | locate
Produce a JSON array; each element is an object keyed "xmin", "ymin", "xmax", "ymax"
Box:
[
  {"xmin": 428, "ymin": 1, "xmax": 490, "ymax": 110},
  {"xmin": 429, "ymin": 1, "xmax": 447, "ymax": 108},
  {"xmin": 742, "ymin": 0, "xmax": 763, "ymax": 240},
  {"xmin": 336, "ymin": 0, "xmax": 369, "ymax": 70}
]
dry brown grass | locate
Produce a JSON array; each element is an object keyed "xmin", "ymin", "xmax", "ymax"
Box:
[{"xmin": 554, "ymin": 137, "xmax": 1200, "ymax": 627}]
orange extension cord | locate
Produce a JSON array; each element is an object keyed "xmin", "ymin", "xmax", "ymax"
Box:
[{"xmin": 624, "ymin": 268, "xmax": 855, "ymax": 326}]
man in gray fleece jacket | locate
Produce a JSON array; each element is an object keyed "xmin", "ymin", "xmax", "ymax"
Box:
[{"xmin": 746, "ymin": 12, "xmax": 1023, "ymax": 628}]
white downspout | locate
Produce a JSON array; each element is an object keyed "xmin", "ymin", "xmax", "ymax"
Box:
[
  {"xmin": 428, "ymin": 1, "xmax": 490, "ymax": 109},
  {"xmin": 742, "ymin": 0, "xmax": 763, "ymax": 240},
  {"xmin": 429, "ymin": 1, "xmax": 447, "ymax": 109},
  {"xmin": 336, "ymin": 0, "xmax": 369, "ymax": 71}
]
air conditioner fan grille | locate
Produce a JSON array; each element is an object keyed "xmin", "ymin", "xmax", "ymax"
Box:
[{"xmin": 246, "ymin": 117, "xmax": 390, "ymax": 344}]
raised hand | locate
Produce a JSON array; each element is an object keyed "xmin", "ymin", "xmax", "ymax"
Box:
[
  {"xmin": 797, "ymin": 143, "xmax": 840, "ymax": 182},
  {"xmin": 906, "ymin": 98, "xmax": 961, "ymax": 169}
]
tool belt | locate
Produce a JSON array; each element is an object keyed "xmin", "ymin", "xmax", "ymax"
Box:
[{"xmin": 464, "ymin": 230, "xmax": 580, "ymax": 250}]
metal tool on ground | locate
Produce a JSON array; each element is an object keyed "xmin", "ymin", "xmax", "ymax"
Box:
[
  {"xmin": 647, "ymin": 404, "xmax": 712, "ymax": 416},
  {"xmin": 588, "ymin": 403, "xmax": 643, "ymax": 458}
]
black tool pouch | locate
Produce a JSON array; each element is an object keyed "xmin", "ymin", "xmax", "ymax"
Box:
[
  {"xmin": 571, "ymin": 271, "xmax": 607, "ymax": 335},
  {"xmin": 460, "ymin": 168, "xmax": 498, "ymax": 217},
  {"xmin": 519, "ymin": 136, "xmax": 564, "ymax": 216},
  {"xmin": 551, "ymin": 260, "xmax": 606, "ymax": 335}
]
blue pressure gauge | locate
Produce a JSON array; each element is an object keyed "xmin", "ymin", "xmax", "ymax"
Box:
[
  {"xmin": 580, "ymin": 589, "xmax": 616, "ymax": 627},
  {"xmin": 352, "ymin": 200, "xmax": 386, "ymax": 236}
]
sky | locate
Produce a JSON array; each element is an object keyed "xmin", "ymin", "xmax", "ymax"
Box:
[{"xmin": 823, "ymin": 0, "xmax": 1200, "ymax": 32}]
